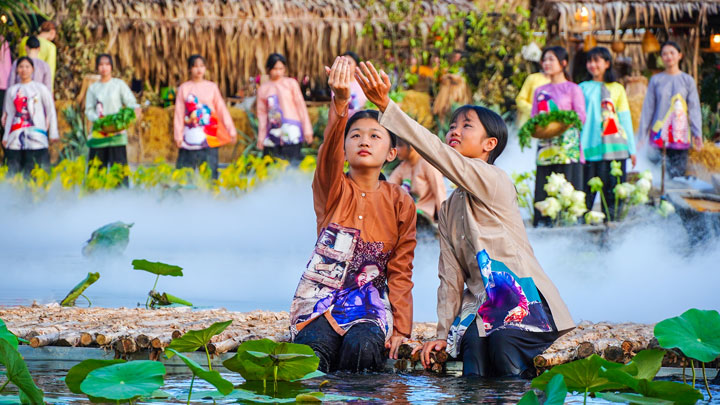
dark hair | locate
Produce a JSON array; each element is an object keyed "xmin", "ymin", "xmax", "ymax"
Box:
[
  {"xmin": 95, "ymin": 53, "xmax": 113, "ymax": 70},
  {"xmin": 661, "ymin": 41, "xmax": 682, "ymax": 53},
  {"xmin": 16, "ymin": 56, "xmax": 34, "ymax": 70},
  {"xmin": 449, "ymin": 105, "xmax": 508, "ymax": 165},
  {"xmin": 344, "ymin": 110, "xmax": 398, "ymax": 148},
  {"xmin": 342, "ymin": 51, "xmax": 361, "ymax": 65},
  {"xmin": 187, "ymin": 54, "xmax": 205, "ymax": 70},
  {"xmin": 585, "ymin": 47, "xmax": 617, "ymax": 83},
  {"xmin": 265, "ymin": 53, "xmax": 287, "ymax": 72},
  {"xmin": 26, "ymin": 36, "xmax": 40, "ymax": 49},
  {"xmin": 541, "ymin": 46, "xmax": 570, "ymax": 80}
]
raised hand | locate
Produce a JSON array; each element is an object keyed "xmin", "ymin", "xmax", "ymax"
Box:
[
  {"xmin": 325, "ymin": 56, "xmax": 352, "ymax": 110},
  {"xmin": 355, "ymin": 61, "xmax": 392, "ymax": 112}
]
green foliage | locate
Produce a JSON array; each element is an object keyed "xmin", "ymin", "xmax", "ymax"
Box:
[
  {"xmin": 0, "ymin": 339, "xmax": 44, "ymax": 403},
  {"xmin": 79, "ymin": 361, "xmax": 165, "ymax": 401},
  {"xmin": 65, "ymin": 359, "xmax": 126, "ymax": 397},
  {"xmin": 518, "ymin": 111, "xmax": 583, "ymax": 150},
  {"xmin": 223, "ymin": 339, "xmax": 320, "ymax": 385},
  {"xmin": 0, "ymin": 321, "xmax": 18, "ymax": 351},
  {"xmin": 131, "ymin": 259, "xmax": 183, "ymax": 277},
  {"xmin": 92, "ymin": 107, "xmax": 136, "ymax": 133},
  {"xmin": 60, "ymin": 106, "xmax": 89, "ymax": 161},
  {"xmin": 82, "ymin": 222, "xmax": 133, "ymax": 257},
  {"xmin": 165, "ymin": 349, "xmax": 233, "ymax": 396},
  {"xmin": 701, "ymin": 104, "xmax": 720, "ymax": 141},
  {"xmin": 0, "ymin": 1, "xmax": 41, "ymax": 46},
  {"xmin": 654, "ymin": 309, "xmax": 720, "ymax": 363},
  {"xmin": 148, "ymin": 292, "xmax": 192, "ymax": 307},
  {"xmin": 512, "ymin": 171, "xmax": 535, "ymax": 221},
  {"xmin": 518, "ymin": 374, "xmax": 567, "ymax": 405},
  {"xmin": 60, "ymin": 272, "xmax": 100, "ymax": 307},
  {"xmin": 166, "ymin": 320, "xmax": 232, "ymax": 369}
]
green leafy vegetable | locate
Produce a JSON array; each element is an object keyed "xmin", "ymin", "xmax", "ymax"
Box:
[
  {"xmin": 60, "ymin": 272, "xmax": 100, "ymax": 307},
  {"xmin": 92, "ymin": 107, "xmax": 136, "ymax": 133},
  {"xmin": 518, "ymin": 110, "xmax": 582, "ymax": 150}
]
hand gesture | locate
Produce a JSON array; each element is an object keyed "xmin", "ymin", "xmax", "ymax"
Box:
[
  {"xmin": 420, "ymin": 339, "xmax": 447, "ymax": 369},
  {"xmin": 325, "ymin": 56, "xmax": 352, "ymax": 110},
  {"xmin": 355, "ymin": 61, "xmax": 391, "ymax": 112}
]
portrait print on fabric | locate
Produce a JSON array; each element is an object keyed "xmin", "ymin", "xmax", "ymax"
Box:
[
  {"xmin": 263, "ymin": 94, "xmax": 303, "ymax": 148},
  {"xmin": 7, "ymin": 88, "xmax": 47, "ymax": 150},
  {"xmin": 181, "ymin": 93, "xmax": 228, "ymax": 149}
]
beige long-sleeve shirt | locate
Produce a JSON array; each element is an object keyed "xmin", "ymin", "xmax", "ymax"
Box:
[
  {"xmin": 379, "ymin": 100, "xmax": 575, "ymax": 341},
  {"xmin": 388, "ymin": 158, "xmax": 446, "ymax": 222}
]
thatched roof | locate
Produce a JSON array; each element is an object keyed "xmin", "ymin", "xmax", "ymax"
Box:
[
  {"xmin": 535, "ymin": 0, "xmax": 720, "ymax": 34},
  {"xmin": 36, "ymin": 0, "xmax": 475, "ymax": 96}
]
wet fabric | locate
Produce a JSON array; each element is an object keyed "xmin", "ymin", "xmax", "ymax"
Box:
[
  {"xmin": 289, "ymin": 101, "xmax": 416, "ymax": 340},
  {"xmin": 256, "ymin": 78, "xmax": 312, "ymax": 148},
  {"xmin": 3, "ymin": 81, "xmax": 58, "ymax": 150},
  {"xmin": 85, "ymin": 78, "xmax": 139, "ymax": 148},
  {"xmin": 638, "ymin": 72, "xmax": 701, "ymax": 151},
  {"xmin": 579, "ymin": 81, "xmax": 636, "ymax": 162},
  {"xmin": 377, "ymin": 101, "xmax": 575, "ymax": 348},
  {"xmin": 583, "ymin": 159, "xmax": 626, "ymax": 220},
  {"xmin": 4, "ymin": 148, "xmax": 49, "ymax": 176},
  {"xmin": 531, "ymin": 81, "xmax": 586, "ymax": 165},
  {"xmin": 176, "ymin": 147, "xmax": 219, "ymax": 179},
  {"xmin": 173, "ymin": 80, "xmax": 235, "ymax": 150},
  {"xmin": 533, "ymin": 163, "xmax": 583, "ymax": 227},
  {"xmin": 293, "ymin": 315, "xmax": 385, "ymax": 372}
]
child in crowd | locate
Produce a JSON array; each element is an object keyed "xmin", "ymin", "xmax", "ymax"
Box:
[
  {"xmin": 356, "ymin": 61, "xmax": 574, "ymax": 378},
  {"xmin": 389, "ymin": 138, "xmax": 447, "ymax": 225},
  {"xmin": 579, "ymin": 47, "xmax": 636, "ymax": 217},
  {"xmin": 290, "ymin": 57, "xmax": 416, "ymax": 372},
  {"xmin": 174, "ymin": 54, "xmax": 236, "ymax": 179}
]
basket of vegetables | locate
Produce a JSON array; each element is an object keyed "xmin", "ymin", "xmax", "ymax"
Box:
[
  {"xmin": 518, "ymin": 110, "xmax": 583, "ymax": 150},
  {"xmin": 92, "ymin": 107, "xmax": 136, "ymax": 133}
]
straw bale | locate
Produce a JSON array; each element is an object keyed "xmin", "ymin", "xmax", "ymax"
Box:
[{"xmin": 399, "ymin": 90, "xmax": 434, "ymax": 130}]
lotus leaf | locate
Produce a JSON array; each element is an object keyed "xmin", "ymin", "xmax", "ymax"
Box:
[
  {"xmin": 518, "ymin": 374, "xmax": 566, "ymax": 405},
  {"xmin": 60, "ymin": 272, "xmax": 100, "ymax": 307},
  {"xmin": 165, "ymin": 349, "xmax": 233, "ymax": 395},
  {"xmin": 596, "ymin": 392, "xmax": 673, "ymax": 404},
  {"xmin": 82, "ymin": 222, "xmax": 133, "ymax": 257},
  {"xmin": 600, "ymin": 368, "xmax": 703, "ymax": 404},
  {"xmin": 517, "ymin": 391, "xmax": 539, "ymax": 405},
  {"xmin": 0, "ymin": 339, "xmax": 44, "ymax": 403},
  {"xmin": 223, "ymin": 339, "xmax": 319, "ymax": 382},
  {"xmin": 149, "ymin": 291, "xmax": 192, "ymax": 307},
  {"xmin": 296, "ymin": 392, "xmax": 324, "ymax": 403},
  {"xmin": 65, "ymin": 359, "xmax": 126, "ymax": 394},
  {"xmin": 131, "ymin": 259, "xmax": 183, "ymax": 277},
  {"xmin": 531, "ymin": 354, "xmax": 624, "ymax": 394},
  {"xmin": 166, "ymin": 320, "xmax": 232, "ymax": 359},
  {"xmin": 0, "ymin": 320, "xmax": 18, "ymax": 351},
  {"xmin": 80, "ymin": 361, "xmax": 165, "ymax": 401},
  {"xmin": 618, "ymin": 349, "xmax": 665, "ymax": 380},
  {"xmin": 654, "ymin": 309, "xmax": 720, "ymax": 362}
]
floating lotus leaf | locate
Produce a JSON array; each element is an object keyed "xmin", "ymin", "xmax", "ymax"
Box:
[
  {"xmin": 82, "ymin": 222, "xmax": 133, "ymax": 257},
  {"xmin": 600, "ymin": 368, "xmax": 703, "ymax": 404},
  {"xmin": 165, "ymin": 349, "xmax": 233, "ymax": 395},
  {"xmin": 654, "ymin": 308, "xmax": 720, "ymax": 363},
  {"xmin": 60, "ymin": 272, "xmax": 100, "ymax": 307},
  {"xmin": 65, "ymin": 359, "xmax": 126, "ymax": 394},
  {"xmin": 0, "ymin": 339, "xmax": 44, "ymax": 404},
  {"xmin": 223, "ymin": 339, "xmax": 319, "ymax": 383},
  {"xmin": 165, "ymin": 320, "xmax": 231, "ymax": 356},
  {"xmin": 531, "ymin": 354, "xmax": 624, "ymax": 393},
  {"xmin": 80, "ymin": 361, "xmax": 165, "ymax": 401},
  {"xmin": 149, "ymin": 291, "xmax": 192, "ymax": 307},
  {"xmin": 597, "ymin": 392, "xmax": 674, "ymax": 404}
]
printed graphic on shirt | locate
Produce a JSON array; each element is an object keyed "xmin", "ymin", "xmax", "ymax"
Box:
[
  {"xmin": 446, "ymin": 249, "xmax": 552, "ymax": 357},
  {"xmin": 264, "ymin": 95, "xmax": 303, "ymax": 147},
  {"xmin": 400, "ymin": 178, "xmax": 415, "ymax": 200},
  {"xmin": 535, "ymin": 90, "xmax": 580, "ymax": 165},
  {"xmin": 651, "ymin": 94, "xmax": 689, "ymax": 148},
  {"xmin": 599, "ymin": 85, "xmax": 630, "ymax": 160},
  {"xmin": 181, "ymin": 93, "xmax": 227, "ymax": 149},
  {"xmin": 7, "ymin": 88, "xmax": 47, "ymax": 150},
  {"xmin": 290, "ymin": 223, "xmax": 392, "ymax": 338}
]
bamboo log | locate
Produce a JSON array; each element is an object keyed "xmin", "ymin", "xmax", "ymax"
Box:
[{"xmin": 30, "ymin": 333, "xmax": 60, "ymax": 348}]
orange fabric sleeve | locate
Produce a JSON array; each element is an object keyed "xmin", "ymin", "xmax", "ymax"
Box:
[{"xmin": 386, "ymin": 192, "xmax": 417, "ymax": 337}]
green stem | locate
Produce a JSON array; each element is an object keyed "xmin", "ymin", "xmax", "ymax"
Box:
[
  {"xmin": 583, "ymin": 387, "xmax": 588, "ymax": 405},
  {"xmin": 204, "ymin": 344, "xmax": 212, "ymax": 371},
  {"xmin": 146, "ymin": 275, "xmax": 160, "ymax": 308},
  {"xmin": 81, "ymin": 293, "xmax": 92, "ymax": 307},
  {"xmin": 274, "ymin": 365, "xmax": 278, "ymax": 396},
  {"xmin": 0, "ymin": 379, "xmax": 10, "ymax": 393},
  {"xmin": 187, "ymin": 375, "xmax": 195, "ymax": 405},
  {"xmin": 691, "ymin": 359, "xmax": 696, "ymax": 388},
  {"xmin": 701, "ymin": 362, "xmax": 712, "ymax": 400},
  {"xmin": 599, "ymin": 190, "xmax": 611, "ymax": 221}
]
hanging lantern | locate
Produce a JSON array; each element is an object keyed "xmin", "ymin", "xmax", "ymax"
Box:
[
  {"xmin": 711, "ymin": 34, "xmax": 720, "ymax": 52},
  {"xmin": 642, "ymin": 31, "xmax": 661, "ymax": 53},
  {"xmin": 612, "ymin": 40, "xmax": 626, "ymax": 53},
  {"xmin": 584, "ymin": 34, "xmax": 597, "ymax": 52}
]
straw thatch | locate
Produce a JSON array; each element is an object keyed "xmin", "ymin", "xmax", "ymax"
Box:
[{"xmin": 35, "ymin": 0, "xmax": 475, "ymax": 96}]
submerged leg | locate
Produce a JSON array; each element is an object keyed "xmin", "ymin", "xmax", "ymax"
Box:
[
  {"xmin": 293, "ymin": 316, "xmax": 342, "ymax": 373},
  {"xmin": 460, "ymin": 319, "xmax": 491, "ymax": 377},
  {"xmin": 486, "ymin": 328, "xmax": 559, "ymax": 378},
  {"xmin": 337, "ymin": 322, "xmax": 385, "ymax": 372}
]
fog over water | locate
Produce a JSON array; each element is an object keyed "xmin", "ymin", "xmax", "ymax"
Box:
[{"xmin": 1, "ymin": 137, "xmax": 718, "ymax": 324}]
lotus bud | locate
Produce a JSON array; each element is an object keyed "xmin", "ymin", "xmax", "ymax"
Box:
[
  {"xmin": 587, "ymin": 176, "xmax": 604, "ymax": 193},
  {"xmin": 535, "ymin": 197, "xmax": 561, "ymax": 219},
  {"xmin": 544, "ymin": 173, "xmax": 567, "ymax": 196},
  {"xmin": 638, "ymin": 170, "xmax": 653, "ymax": 182},
  {"xmin": 610, "ymin": 160, "xmax": 623, "ymax": 177},
  {"xmin": 658, "ymin": 200, "xmax": 676, "ymax": 217},
  {"xmin": 584, "ymin": 211, "xmax": 606, "ymax": 225},
  {"xmin": 635, "ymin": 178, "xmax": 651, "ymax": 194}
]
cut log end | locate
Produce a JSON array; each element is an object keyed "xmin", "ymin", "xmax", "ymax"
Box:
[
  {"xmin": 80, "ymin": 332, "xmax": 95, "ymax": 346},
  {"xmin": 576, "ymin": 341, "xmax": 595, "ymax": 359}
]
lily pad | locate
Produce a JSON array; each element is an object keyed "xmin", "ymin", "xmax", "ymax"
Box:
[
  {"xmin": 65, "ymin": 359, "xmax": 126, "ymax": 394},
  {"xmin": 223, "ymin": 339, "xmax": 319, "ymax": 382},
  {"xmin": 517, "ymin": 391, "xmax": 539, "ymax": 405},
  {"xmin": 60, "ymin": 272, "xmax": 100, "ymax": 307},
  {"xmin": 531, "ymin": 354, "xmax": 624, "ymax": 393},
  {"xmin": 80, "ymin": 360, "xmax": 165, "ymax": 401},
  {"xmin": 165, "ymin": 320, "xmax": 232, "ymax": 357},
  {"xmin": 618, "ymin": 349, "xmax": 665, "ymax": 380},
  {"xmin": 654, "ymin": 308, "xmax": 720, "ymax": 362},
  {"xmin": 131, "ymin": 259, "xmax": 183, "ymax": 277},
  {"xmin": 600, "ymin": 368, "xmax": 703, "ymax": 404},
  {"xmin": 543, "ymin": 374, "xmax": 568, "ymax": 405},
  {"xmin": 165, "ymin": 349, "xmax": 233, "ymax": 395},
  {"xmin": 82, "ymin": 222, "xmax": 133, "ymax": 257},
  {"xmin": 596, "ymin": 392, "xmax": 674, "ymax": 404},
  {"xmin": 296, "ymin": 392, "xmax": 324, "ymax": 403},
  {"xmin": 0, "ymin": 320, "xmax": 18, "ymax": 350},
  {"xmin": 0, "ymin": 339, "xmax": 44, "ymax": 404}
]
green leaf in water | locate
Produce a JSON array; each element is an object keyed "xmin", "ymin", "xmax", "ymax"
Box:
[
  {"xmin": 79, "ymin": 360, "xmax": 165, "ymax": 401},
  {"xmin": 0, "ymin": 339, "xmax": 44, "ymax": 403},
  {"xmin": 131, "ymin": 259, "xmax": 183, "ymax": 277},
  {"xmin": 654, "ymin": 308, "xmax": 720, "ymax": 362},
  {"xmin": 531, "ymin": 354, "xmax": 624, "ymax": 393},
  {"xmin": 65, "ymin": 359, "xmax": 126, "ymax": 394},
  {"xmin": 544, "ymin": 374, "xmax": 568, "ymax": 405},
  {"xmin": 0, "ymin": 320, "xmax": 19, "ymax": 351},
  {"xmin": 516, "ymin": 390, "xmax": 539, "ymax": 405},
  {"xmin": 596, "ymin": 392, "xmax": 674, "ymax": 404},
  {"xmin": 165, "ymin": 349, "xmax": 233, "ymax": 395},
  {"xmin": 165, "ymin": 320, "xmax": 232, "ymax": 356},
  {"xmin": 223, "ymin": 339, "xmax": 319, "ymax": 382},
  {"xmin": 60, "ymin": 272, "xmax": 100, "ymax": 307},
  {"xmin": 296, "ymin": 392, "xmax": 324, "ymax": 403},
  {"xmin": 149, "ymin": 291, "xmax": 193, "ymax": 307},
  {"xmin": 600, "ymin": 368, "xmax": 703, "ymax": 404},
  {"xmin": 82, "ymin": 222, "xmax": 133, "ymax": 257},
  {"xmin": 618, "ymin": 349, "xmax": 665, "ymax": 380}
]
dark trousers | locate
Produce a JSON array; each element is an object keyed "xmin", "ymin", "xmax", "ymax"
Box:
[
  {"xmin": 583, "ymin": 160, "xmax": 626, "ymax": 221},
  {"xmin": 461, "ymin": 319, "xmax": 558, "ymax": 378},
  {"xmin": 4, "ymin": 149, "xmax": 50, "ymax": 176},
  {"xmin": 263, "ymin": 143, "xmax": 302, "ymax": 164},
  {"xmin": 88, "ymin": 146, "xmax": 129, "ymax": 187},
  {"xmin": 177, "ymin": 147, "xmax": 219, "ymax": 179},
  {"xmin": 293, "ymin": 316, "xmax": 385, "ymax": 373},
  {"xmin": 649, "ymin": 147, "xmax": 689, "ymax": 179},
  {"xmin": 533, "ymin": 163, "xmax": 583, "ymax": 227}
]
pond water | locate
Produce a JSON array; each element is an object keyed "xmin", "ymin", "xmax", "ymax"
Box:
[{"xmin": 12, "ymin": 360, "xmax": 720, "ymax": 403}]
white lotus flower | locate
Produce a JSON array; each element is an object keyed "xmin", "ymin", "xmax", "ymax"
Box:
[
  {"xmin": 568, "ymin": 203, "xmax": 587, "ymax": 218},
  {"xmin": 559, "ymin": 182, "xmax": 575, "ymax": 199},
  {"xmin": 516, "ymin": 182, "xmax": 531, "ymax": 195},
  {"xmin": 584, "ymin": 211, "xmax": 606, "ymax": 225},
  {"xmin": 658, "ymin": 200, "xmax": 676, "ymax": 217},
  {"xmin": 635, "ymin": 178, "xmax": 652, "ymax": 193},
  {"xmin": 614, "ymin": 183, "xmax": 635, "ymax": 199},
  {"xmin": 638, "ymin": 170, "xmax": 653, "ymax": 182},
  {"xmin": 544, "ymin": 173, "xmax": 567, "ymax": 196},
  {"xmin": 535, "ymin": 197, "xmax": 561, "ymax": 219},
  {"xmin": 571, "ymin": 190, "xmax": 586, "ymax": 206}
]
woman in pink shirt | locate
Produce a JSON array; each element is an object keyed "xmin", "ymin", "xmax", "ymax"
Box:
[
  {"xmin": 174, "ymin": 55, "xmax": 236, "ymax": 178},
  {"xmin": 256, "ymin": 53, "xmax": 313, "ymax": 162}
]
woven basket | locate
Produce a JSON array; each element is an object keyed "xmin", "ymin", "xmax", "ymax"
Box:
[{"xmin": 532, "ymin": 121, "xmax": 570, "ymax": 139}]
